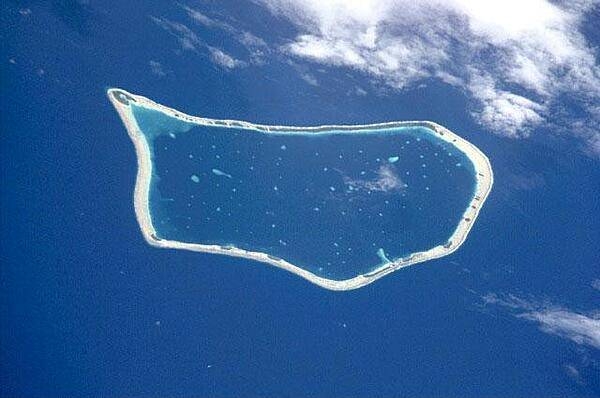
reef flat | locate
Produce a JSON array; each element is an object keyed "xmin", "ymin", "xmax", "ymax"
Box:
[{"xmin": 107, "ymin": 88, "xmax": 493, "ymax": 290}]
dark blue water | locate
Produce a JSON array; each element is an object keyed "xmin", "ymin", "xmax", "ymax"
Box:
[
  {"xmin": 132, "ymin": 105, "xmax": 475, "ymax": 278},
  {"xmin": 2, "ymin": 1, "xmax": 599, "ymax": 397}
]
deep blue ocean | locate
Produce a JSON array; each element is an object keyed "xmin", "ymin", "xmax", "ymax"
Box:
[{"xmin": 2, "ymin": 1, "xmax": 599, "ymax": 397}]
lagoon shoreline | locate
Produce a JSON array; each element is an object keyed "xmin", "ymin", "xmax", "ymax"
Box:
[{"xmin": 107, "ymin": 87, "xmax": 494, "ymax": 291}]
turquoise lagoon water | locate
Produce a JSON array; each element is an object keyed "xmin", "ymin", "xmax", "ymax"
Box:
[{"xmin": 131, "ymin": 105, "xmax": 476, "ymax": 280}]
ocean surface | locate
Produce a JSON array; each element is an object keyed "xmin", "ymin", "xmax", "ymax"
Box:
[
  {"xmin": 132, "ymin": 105, "xmax": 476, "ymax": 279},
  {"xmin": 2, "ymin": 1, "xmax": 599, "ymax": 397}
]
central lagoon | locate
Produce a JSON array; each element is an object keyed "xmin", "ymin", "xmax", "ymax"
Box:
[{"xmin": 129, "ymin": 102, "xmax": 479, "ymax": 281}]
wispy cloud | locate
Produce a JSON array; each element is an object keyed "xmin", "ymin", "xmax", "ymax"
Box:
[
  {"xmin": 181, "ymin": 5, "xmax": 223, "ymax": 29},
  {"xmin": 255, "ymin": 0, "xmax": 600, "ymax": 154},
  {"xmin": 483, "ymin": 293, "xmax": 600, "ymax": 349},
  {"xmin": 180, "ymin": 4, "xmax": 269, "ymax": 64},
  {"xmin": 208, "ymin": 47, "xmax": 245, "ymax": 69},
  {"xmin": 342, "ymin": 164, "xmax": 405, "ymax": 193},
  {"xmin": 149, "ymin": 60, "xmax": 167, "ymax": 77},
  {"xmin": 300, "ymin": 72, "xmax": 319, "ymax": 86},
  {"xmin": 150, "ymin": 16, "xmax": 202, "ymax": 51},
  {"xmin": 150, "ymin": 16, "xmax": 245, "ymax": 70},
  {"xmin": 354, "ymin": 87, "xmax": 368, "ymax": 96}
]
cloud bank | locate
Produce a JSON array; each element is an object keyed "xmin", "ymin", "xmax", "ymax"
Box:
[{"xmin": 256, "ymin": 0, "xmax": 600, "ymax": 153}]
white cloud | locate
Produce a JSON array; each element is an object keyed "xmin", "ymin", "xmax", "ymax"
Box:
[
  {"xmin": 354, "ymin": 87, "xmax": 368, "ymax": 96},
  {"xmin": 181, "ymin": 5, "xmax": 221, "ymax": 28},
  {"xmin": 520, "ymin": 309, "xmax": 600, "ymax": 349},
  {"xmin": 300, "ymin": 72, "xmax": 319, "ymax": 86},
  {"xmin": 238, "ymin": 31, "xmax": 268, "ymax": 49},
  {"xmin": 468, "ymin": 73, "xmax": 545, "ymax": 137},
  {"xmin": 483, "ymin": 293, "xmax": 600, "ymax": 349},
  {"xmin": 256, "ymin": 0, "xmax": 600, "ymax": 153},
  {"xmin": 209, "ymin": 47, "xmax": 245, "ymax": 69}
]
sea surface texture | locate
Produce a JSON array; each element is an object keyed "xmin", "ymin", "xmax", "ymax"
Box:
[{"xmin": 132, "ymin": 105, "xmax": 476, "ymax": 279}]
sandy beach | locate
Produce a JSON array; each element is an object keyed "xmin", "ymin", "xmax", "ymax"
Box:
[{"xmin": 107, "ymin": 88, "xmax": 494, "ymax": 291}]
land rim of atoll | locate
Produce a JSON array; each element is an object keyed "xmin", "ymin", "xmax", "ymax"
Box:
[{"xmin": 107, "ymin": 87, "xmax": 494, "ymax": 291}]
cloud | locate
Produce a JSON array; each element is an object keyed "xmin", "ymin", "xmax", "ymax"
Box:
[
  {"xmin": 300, "ymin": 72, "xmax": 319, "ymax": 86},
  {"xmin": 208, "ymin": 47, "xmax": 245, "ymax": 69},
  {"xmin": 182, "ymin": 5, "xmax": 268, "ymax": 49},
  {"xmin": 521, "ymin": 310, "xmax": 600, "ymax": 349},
  {"xmin": 151, "ymin": 16, "xmax": 245, "ymax": 70},
  {"xmin": 342, "ymin": 164, "xmax": 405, "ymax": 193},
  {"xmin": 149, "ymin": 60, "xmax": 167, "ymax": 77},
  {"xmin": 564, "ymin": 364, "xmax": 582, "ymax": 383},
  {"xmin": 483, "ymin": 293, "xmax": 600, "ymax": 349},
  {"xmin": 255, "ymin": 0, "xmax": 600, "ymax": 154},
  {"xmin": 150, "ymin": 16, "xmax": 202, "ymax": 51},
  {"xmin": 504, "ymin": 172, "xmax": 545, "ymax": 192},
  {"xmin": 238, "ymin": 31, "xmax": 268, "ymax": 49},
  {"xmin": 181, "ymin": 5, "xmax": 222, "ymax": 28},
  {"xmin": 354, "ymin": 87, "xmax": 368, "ymax": 96},
  {"xmin": 180, "ymin": 4, "xmax": 269, "ymax": 64},
  {"xmin": 468, "ymin": 72, "xmax": 545, "ymax": 138}
]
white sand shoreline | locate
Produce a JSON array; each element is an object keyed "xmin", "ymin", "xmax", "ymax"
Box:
[{"xmin": 107, "ymin": 88, "xmax": 494, "ymax": 291}]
